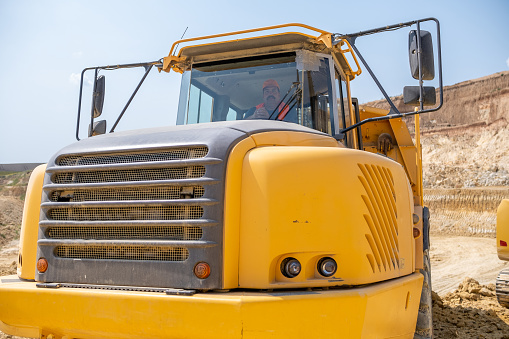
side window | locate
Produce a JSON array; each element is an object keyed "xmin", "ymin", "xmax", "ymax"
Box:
[
  {"xmin": 301, "ymin": 58, "xmax": 333, "ymax": 134},
  {"xmin": 187, "ymin": 84, "xmax": 214, "ymax": 124},
  {"xmin": 335, "ymin": 72, "xmax": 354, "ymax": 147}
]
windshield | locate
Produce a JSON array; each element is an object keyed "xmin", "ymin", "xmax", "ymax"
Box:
[{"xmin": 176, "ymin": 51, "xmax": 336, "ymax": 134}]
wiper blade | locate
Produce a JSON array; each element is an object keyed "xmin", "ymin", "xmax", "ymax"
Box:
[{"xmin": 269, "ymin": 81, "xmax": 301, "ymax": 120}]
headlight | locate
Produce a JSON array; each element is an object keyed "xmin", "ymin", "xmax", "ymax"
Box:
[
  {"xmin": 281, "ymin": 257, "xmax": 301, "ymax": 278},
  {"xmin": 317, "ymin": 257, "xmax": 337, "ymax": 277}
]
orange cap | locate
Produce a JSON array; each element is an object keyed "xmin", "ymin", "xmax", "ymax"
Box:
[{"xmin": 263, "ymin": 79, "xmax": 279, "ymax": 90}]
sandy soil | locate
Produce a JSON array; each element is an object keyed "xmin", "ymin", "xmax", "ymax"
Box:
[{"xmin": 430, "ymin": 235, "xmax": 506, "ymax": 296}]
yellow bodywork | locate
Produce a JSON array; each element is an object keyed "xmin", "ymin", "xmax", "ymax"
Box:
[
  {"xmin": 497, "ymin": 199, "xmax": 509, "ymax": 261},
  {"xmin": 0, "ymin": 22, "xmax": 429, "ymax": 338},
  {"xmin": 17, "ymin": 164, "xmax": 46, "ymax": 280},
  {"xmin": 0, "ymin": 131, "xmax": 423, "ymax": 338},
  {"xmin": 0, "ymin": 272, "xmax": 422, "ymax": 339}
]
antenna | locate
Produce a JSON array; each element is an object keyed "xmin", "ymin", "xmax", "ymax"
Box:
[{"xmin": 172, "ymin": 27, "xmax": 189, "ymax": 56}]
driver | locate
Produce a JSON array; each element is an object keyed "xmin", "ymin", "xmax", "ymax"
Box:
[{"xmin": 244, "ymin": 79, "xmax": 289, "ymax": 120}]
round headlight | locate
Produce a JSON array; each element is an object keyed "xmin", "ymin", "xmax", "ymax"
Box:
[
  {"xmin": 281, "ymin": 257, "xmax": 301, "ymax": 278},
  {"xmin": 317, "ymin": 257, "xmax": 337, "ymax": 277}
]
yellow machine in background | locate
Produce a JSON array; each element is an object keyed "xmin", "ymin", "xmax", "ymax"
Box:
[
  {"xmin": 0, "ymin": 20, "xmax": 442, "ymax": 338},
  {"xmin": 496, "ymin": 199, "xmax": 509, "ymax": 307}
]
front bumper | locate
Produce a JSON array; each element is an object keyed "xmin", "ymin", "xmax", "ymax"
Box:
[{"xmin": 0, "ymin": 272, "xmax": 423, "ymax": 339}]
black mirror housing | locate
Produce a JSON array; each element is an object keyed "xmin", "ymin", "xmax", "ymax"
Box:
[
  {"xmin": 403, "ymin": 86, "xmax": 436, "ymax": 106},
  {"xmin": 90, "ymin": 119, "xmax": 107, "ymax": 136},
  {"xmin": 409, "ymin": 30, "xmax": 435, "ymax": 80},
  {"xmin": 93, "ymin": 75, "xmax": 105, "ymax": 118}
]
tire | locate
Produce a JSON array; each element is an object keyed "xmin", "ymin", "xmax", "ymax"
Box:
[
  {"xmin": 414, "ymin": 249, "xmax": 433, "ymax": 339},
  {"xmin": 496, "ymin": 268, "xmax": 509, "ymax": 308}
]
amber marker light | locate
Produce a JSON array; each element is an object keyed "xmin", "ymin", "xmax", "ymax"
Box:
[
  {"xmin": 37, "ymin": 258, "xmax": 48, "ymax": 273},
  {"xmin": 413, "ymin": 227, "xmax": 421, "ymax": 238},
  {"xmin": 194, "ymin": 262, "xmax": 211, "ymax": 279}
]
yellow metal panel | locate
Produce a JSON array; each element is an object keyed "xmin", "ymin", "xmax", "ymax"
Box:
[
  {"xmin": 497, "ymin": 199, "xmax": 509, "ymax": 261},
  {"xmin": 223, "ymin": 131, "xmax": 338, "ymax": 289},
  {"xmin": 18, "ymin": 164, "xmax": 46, "ymax": 280},
  {"xmin": 223, "ymin": 137, "xmax": 257, "ymax": 289},
  {"xmin": 0, "ymin": 273, "xmax": 423, "ymax": 338},
  {"xmin": 239, "ymin": 146, "xmax": 414, "ymax": 289},
  {"xmin": 388, "ymin": 119, "xmax": 418, "ymax": 187}
]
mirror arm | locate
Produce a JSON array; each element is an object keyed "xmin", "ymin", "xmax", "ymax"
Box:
[
  {"xmin": 110, "ymin": 64, "xmax": 154, "ymax": 133},
  {"xmin": 87, "ymin": 68, "xmax": 99, "ymax": 137},
  {"xmin": 338, "ymin": 18, "xmax": 443, "ymax": 135},
  {"xmin": 75, "ymin": 61, "xmax": 162, "ymax": 140},
  {"xmin": 416, "ymin": 21, "xmax": 425, "ymax": 111},
  {"xmin": 347, "ymin": 38, "xmax": 401, "ymax": 116},
  {"xmin": 75, "ymin": 68, "xmax": 89, "ymax": 141}
]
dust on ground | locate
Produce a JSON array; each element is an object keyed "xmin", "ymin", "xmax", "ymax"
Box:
[{"xmin": 433, "ymin": 278, "xmax": 509, "ymax": 338}]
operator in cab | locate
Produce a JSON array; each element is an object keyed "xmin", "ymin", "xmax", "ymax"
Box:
[{"xmin": 244, "ymin": 79, "xmax": 290, "ymax": 120}]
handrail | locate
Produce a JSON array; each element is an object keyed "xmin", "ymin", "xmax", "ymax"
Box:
[{"xmin": 166, "ymin": 23, "xmax": 331, "ymax": 59}]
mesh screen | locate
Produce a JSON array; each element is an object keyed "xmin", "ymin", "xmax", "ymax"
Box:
[
  {"xmin": 55, "ymin": 245, "xmax": 189, "ymax": 261},
  {"xmin": 53, "ymin": 166, "xmax": 206, "ymax": 184},
  {"xmin": 50, "ymin": 186, "xmax": 205, "ymax": 202},
  {"xmin": 48, "ymin": 206, "xmax": 204, "ymax": 221},
  {"xmin": 47, "ymin": 225, "xmax": 203, "ymax": 240},
  {"xmin": 58, "ymin": 147, "xmax": 209, "ymax": 166}
]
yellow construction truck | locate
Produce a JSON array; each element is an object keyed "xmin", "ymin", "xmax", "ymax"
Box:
[{"xmin": 0, "ymin": 19, "xmax": 442, "ymax": 338}]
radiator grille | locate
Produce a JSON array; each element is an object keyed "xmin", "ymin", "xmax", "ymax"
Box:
[
  {"xmin": 40, "ymin": 143, "xmax": 220, "ymax": 285},
  {"xmin": 53, "ymin": 166, "xmax": 206, "ymax": 184},
  {"xmin": 58, "ymin": 147, "xmax": 209, "ymax": 166},
  {"xmin": 50, "ymin": 186, "xmax": 205, "ymax": 202},
  {"xmin": 55, "ymin": 245, "xmax": 189, "ymax": 261},
  {"xmin": 47, "ymin": 226, "xmax": 203, "ymax": 240},
  {"xmin": 358, "ymin": 163, "xmax": 399, "ymax": 273},
  {"xmin": 48, "ymin": 206, "xmax": 204, "ymax": 221}
]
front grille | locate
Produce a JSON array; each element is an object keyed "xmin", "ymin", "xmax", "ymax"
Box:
[
  {"xmin": 55, "ymin": 245, "xmax": 189, "ymax": 261},
  {"xmin": 47, "ymin": 226, "xmax": 203, "ymax": 240},
  {"xmin": 53, "ymin": 166, "xmax": 206, "ymax": 184},
  {"xmin": 58, "ymin": 147, "xmax": 209, "ymax": 166},
  {"xmin": 40, "ymin": 145, "xmax": 219, "ymax": 271}
]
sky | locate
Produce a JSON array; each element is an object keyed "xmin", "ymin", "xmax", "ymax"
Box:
[{"xmin": 1, "ymin": 0, "xmax": 508, "ymax": 164}]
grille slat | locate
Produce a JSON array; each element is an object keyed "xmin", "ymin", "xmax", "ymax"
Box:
[
  {"xmin": 58, "ymin": 147, "xmax": 209, "ymax": 166},
  {"xmin": 48, "ymin": 206, "xmax": 204, "ymax": 221},
  {"xmin": 50, "ymin": 186, "xmax": 205, "ymax": 202},
  {"xmin": 43, "ymin": 178, "xmax": 219, "ymax": 191},
  {"xmin": 55, "ymin": 245, "xmax": 189, "ymax": 261},
  {"xmin": 53, "ymin": 166, "xmax": 206, "ymax": 184},
  {"xmin": 47, "ymin": 225, "xmax": 203, "ymax": 240}
]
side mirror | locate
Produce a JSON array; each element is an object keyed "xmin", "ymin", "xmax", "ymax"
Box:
[
  {"xmin": 408, "ymin": 30, "xmax": 435, "ymax": 80},
  {"xmin": 403, "ymin": 86, "xmax": 436, "ymax": 106},
  {"xmin": 93, "ymin": 75, "xmax": 105, "ymax": 118},
  {"xmin": 90, "ymin": 120, "xmax": 107, "ymax": 136}
]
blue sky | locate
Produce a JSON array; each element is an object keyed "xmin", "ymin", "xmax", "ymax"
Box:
[{"xmin": 1, "ymin": 0, "xmax": 508, "ymax": 163}]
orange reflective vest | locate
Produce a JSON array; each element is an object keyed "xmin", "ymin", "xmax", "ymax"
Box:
[{"xmin": 255, "ymin": 102, "xmax": 290, "ymax": 120}]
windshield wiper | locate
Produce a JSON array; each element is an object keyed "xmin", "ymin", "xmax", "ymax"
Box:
[{"xmin": 269, "ymin": 81, "xmax": 302, "ymax": 120}]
